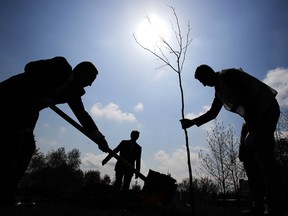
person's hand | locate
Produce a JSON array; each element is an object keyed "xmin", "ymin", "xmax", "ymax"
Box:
[
  {"xmin": 180, "ymin": 119, "xmax": 196, "ymax": 129},
  {"xmin": 98, "ymin": 139, "xmax": 109, "ymax": 153},
  {"xmin": 90, "ymin": 130, "xmax": 109, "ymax": 153}
]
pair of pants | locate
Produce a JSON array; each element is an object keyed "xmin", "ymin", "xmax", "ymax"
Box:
[
  {"xmin": 0, "ymin": 112, "xmax": 38, "ymax": 205},
  {"xmin": 114, "ymin": 169, "xmax": 133, "ymax": 191},
  {"xmin": 240, "ymin": 99, "xmax": 282, "ymax": 212}
]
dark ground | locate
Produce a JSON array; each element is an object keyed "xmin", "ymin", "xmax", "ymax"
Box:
[{"xmin": 1, "ymin": 199, "xmax": 288, "ymax": 216}]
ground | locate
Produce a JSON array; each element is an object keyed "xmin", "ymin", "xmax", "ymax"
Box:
[
  {"xmin": 2, "ymin": 201, "xmax": 288, "ymax": 216},
  {"xmin": 1, "ymin": 192, "xmax": 288, "ymax": 216}
]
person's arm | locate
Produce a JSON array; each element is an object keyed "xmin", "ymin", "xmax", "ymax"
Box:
[
  {"xmin": 68, "ymin": 97, "xmax": 109, "ymax": 152},
  {"xmin": 102, "ymin": 142, "xmax": 122, "ymax": 165},
  {"xmin": 194, "ymin": 96, "xmax": 223, "ymax": 126},
  {"xmin": 181, "ymin": 96, "xmax": 223, "ymax": 129},
  {"xmin": 135, "ymin": 147, "xmax": 142, "ymax": 179},
  {"xmin": 68, "ymin": 97, "xmax": 98, "ymax": 131}
]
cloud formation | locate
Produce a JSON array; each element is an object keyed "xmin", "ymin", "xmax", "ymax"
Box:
[
  {"xmin": 134, "ymin": 102, "xmax": 144, "ymax": 112},
  {"xmin": 91, "ymin": 102, "xmax": 137, "ymax": 122},
  {"xmin": 81, "ymin": 152, "xmax": 106, "ymax": 170},
  {"xmin": 185, "ymin": 105, "xmax": 214, "ymax": 132},
  {"xmin": 263, "ymin": 67, "xmax": 288, "ymax": 108},
  {"xmin": 153, "ymin": 146, "xmax": 199, "ymax": 182}
]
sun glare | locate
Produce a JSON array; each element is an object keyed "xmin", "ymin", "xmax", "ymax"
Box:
[{"xmin": 136, "ymin": 15, "xmax": 170, "ymax": 48}]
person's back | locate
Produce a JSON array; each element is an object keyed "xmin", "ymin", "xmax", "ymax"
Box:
[
  {"xmin": 116, "ymin": 139, "xmax": 141, "ymax": 170},
  {"xmin": 24, "ymin": 56, "xmax": 72, "ymax": 101},
  {"xmin": 0, "ymin": 57, "xmax": 72, "ymax": 112},
  {"xmin": 218, "ymin": 68, "xmax": 277, "ymax": 119},
  {"xmin": 102, "ymin": 130, "xmax": 141, "ymax": 191}
]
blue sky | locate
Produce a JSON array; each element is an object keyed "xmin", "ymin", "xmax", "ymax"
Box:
[{"xmin": 1, "ymin": 0, "xmax": 288, "ymax": 186}]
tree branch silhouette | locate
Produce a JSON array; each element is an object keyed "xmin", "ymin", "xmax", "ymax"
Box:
[{"xmin": 133, "ymin": 5, "xmax": 194, "ymax": 215}]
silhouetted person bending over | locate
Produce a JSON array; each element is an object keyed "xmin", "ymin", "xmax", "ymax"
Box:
[
  {"xmin": 0, "ymin": 56, "xmax": 109, "ymax": 206},
  {"xmin": 180, "ymin": 65, "xmax": 282, "ymax": 216},
  {"xmin": 102, "ymin": 130, "xmax": 141, "ymax": 191}
]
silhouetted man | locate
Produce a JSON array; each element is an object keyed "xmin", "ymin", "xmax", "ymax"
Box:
[
  {"xmin": 102, "ymin": 130, "xmax": 141, "ymax": 191},
  {"xmin": 0, "ymin": 56, "xmax": 109, "ymax": 206},
  {"xmin": 180, "ymin": 65, "xmax": 282, "ymax": 216}
]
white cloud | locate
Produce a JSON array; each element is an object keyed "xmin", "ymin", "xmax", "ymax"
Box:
[
  {"xmin": 153, "ymin": 146, "xmax": 200, "ymax": 182},
  {"xmin": 263, "ymin": 67, "xmax": 288, "ymax": 108},
  {"xmin": 185, "ymin": 105, "xmax": 210, "ymax": 119},
  {"xmin": 81, "ymin": 152, "xmax": 106, "ymax": 170},
  {"xmin": 134, "ymin": 102, "xmax": 144, "ymax": 112},
  {"xmin": 184, "ymin": 105, "xmax": 214, "ymax": 132},
  {"xmin": 91, "ymin": 102, "xmax": 137, "ymax": 122}
]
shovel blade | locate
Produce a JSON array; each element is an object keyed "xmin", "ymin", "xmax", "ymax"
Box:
[{"xmin": 142, "ymin": 169, "xmax": 177, "ymax": 195}]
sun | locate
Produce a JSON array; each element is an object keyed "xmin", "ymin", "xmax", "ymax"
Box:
[{"xmin": 135, "ymin": 14, "xmax": 170, "ymax": 48}]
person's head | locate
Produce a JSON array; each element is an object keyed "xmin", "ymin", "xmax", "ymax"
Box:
[
  {"xmin": 130, "ymin": 130, "xmax": 140, "ymax": 141},
  {"xmin": 73, "ymin": 61, "xmax": 98, "ymax": 87},
  {"xmin": 194, "ymin": 64, "xmax": 216, "ymax": 87}
]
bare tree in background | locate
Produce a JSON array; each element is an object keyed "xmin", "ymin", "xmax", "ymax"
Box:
[
  {"xmin": 198, "ymin": 121, "xmax": 245, "ymax": 199},
  {"xmin": 225, "ymin": 128, "xmax": 245, "ymax": 192},
  {"xmin": 275, "ymin": 109, "xmax": 288, "ymax": 199},
  {"xmin": 275, "ymin": 108, "xmax": 288, "ymax": 141},
  {"xmin": 198, "ymin": 121, "xmax": 230, "ymax": 199},
  {"xmin": 133, "ymin": 5, "xmax": 194, "ymax": 215}
]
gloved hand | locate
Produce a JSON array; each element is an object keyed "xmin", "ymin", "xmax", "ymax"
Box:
[
  {"xmin": 90, "ymin": 130, "xmax": 109, "ymax": 153},
  {"xmin": 180, "ymin": 119, "xmax": 196, "ymax": 129}
]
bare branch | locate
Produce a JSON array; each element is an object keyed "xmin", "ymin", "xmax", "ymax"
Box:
[{"xmin": 134, "ymin": 7, "xmax": 195, "ymax": 213}]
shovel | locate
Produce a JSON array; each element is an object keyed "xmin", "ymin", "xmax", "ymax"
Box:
[{"xmin": 49, "ymin": 105, "xmax": 177, "ymax": 197}]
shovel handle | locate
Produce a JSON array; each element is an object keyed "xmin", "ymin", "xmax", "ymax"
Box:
[{"xmin": 49, "ymin": 105, "xmax": 147, "ymax": 181}]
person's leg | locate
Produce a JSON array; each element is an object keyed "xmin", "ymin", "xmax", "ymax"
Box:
[
  {"xmin": 254, "ymin": 101, "xmax": 282, "ymax": 214},
  {"xmin": 255, "ymin": 135, "xmax": 282, "ymax": 214},
  {"xmin": 240, "ymin": 123, "xmax": 265, "ymax": 215},
  {"xmin": 243, "ymin": 156, "xmax": 266, "ymax": 215},
  {"xmin": 122, "ymin": 173, "xmax": 133, "ymax": 191},
  {"xmin": 13, "ymin": 113, "xmax": 38, "ymax": 188},
  {"xmin": 114, "ymin": 170, "xmax": 124, "ymax": 191},
  {"xmin": 0, "ymin": 117, "xmax": 23, "ymax": 206}
]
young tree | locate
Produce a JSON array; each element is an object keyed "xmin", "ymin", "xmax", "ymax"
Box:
[
  {"xmin": 225, "ymin": 126, "xmax": 246, "ymax": 192},
  {"xmin": 133, "ymin": 5, "xmax": 194, "ymax": 214}
]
